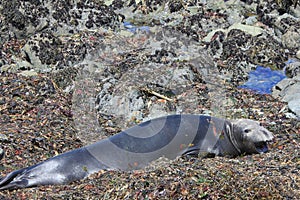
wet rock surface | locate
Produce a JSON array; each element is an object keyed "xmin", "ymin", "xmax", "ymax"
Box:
[{"xmin": 0, "ymin": 0, "xmax": 299, "ymax": 199}]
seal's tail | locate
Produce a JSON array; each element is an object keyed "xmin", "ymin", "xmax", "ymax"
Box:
[{"xmin": 0, "ymin": 168, "xmax": 30, "ymax": 190}]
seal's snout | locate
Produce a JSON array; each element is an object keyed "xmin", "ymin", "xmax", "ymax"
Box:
[
  {"xmin": 261, "ymin": 128, "xmax": 274, "ymax": 141},
  {"xmin": 253, "ymin": 128, "xmax": 274, "ymax": 153}
]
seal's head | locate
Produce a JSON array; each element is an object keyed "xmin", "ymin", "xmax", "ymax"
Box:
[{"xmin": 231, "ymin": 119, "xmax": 274, "ymax": 154}]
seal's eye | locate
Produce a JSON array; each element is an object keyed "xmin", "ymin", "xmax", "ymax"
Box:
[{"xmin": 244, "ymin": 129, "xmax": 251, "ymax": 133}]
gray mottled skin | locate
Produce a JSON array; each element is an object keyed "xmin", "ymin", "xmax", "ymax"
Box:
[{"xmin": 0, "ymin": 115, "xmax": 273, "ymax": 190}]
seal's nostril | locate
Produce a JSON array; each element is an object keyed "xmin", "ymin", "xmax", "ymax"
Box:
[{"xmin": 261, "ymin": 130, "xmax": 272, "ymax": 139}]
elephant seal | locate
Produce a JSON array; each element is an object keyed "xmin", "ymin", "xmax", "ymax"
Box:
[{"xmin": 0, "ymin": 115, "xmax": 273, "ymax": 190}]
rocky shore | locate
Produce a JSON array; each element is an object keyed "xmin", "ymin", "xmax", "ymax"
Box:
[{"xmin": 0, "ymin": 0, "xmax": 299, "ymax": 199}]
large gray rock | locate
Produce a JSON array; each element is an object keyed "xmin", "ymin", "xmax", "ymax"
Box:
[{"xmin": 273, "ymin": 74, "xmax": 300, "ymax": 119}]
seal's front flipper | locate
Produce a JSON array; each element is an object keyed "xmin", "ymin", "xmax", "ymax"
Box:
[
  {"xmin": 182, "ymin": 146, "xmax": 200, "ymax": 157},
  {"xmin": 182, "ymin": 148, "xmax": 216, "ymax": 159},
  {"xmin": 197, "ymin": 152, "xmax": 216, "ymax": 158}
]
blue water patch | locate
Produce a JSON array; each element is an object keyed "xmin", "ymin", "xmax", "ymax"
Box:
[
  {"xmin": 123, "ymin": 21, "xmax": 150, "ymax": 33},
  {"xmin": 239, "ymin": 66, "xmax": 286, "ymax": 94}
]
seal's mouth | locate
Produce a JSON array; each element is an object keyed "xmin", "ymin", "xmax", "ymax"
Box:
[{"xmin": 254, "ymin": 141, "xmax": 269, "ymax": 153}]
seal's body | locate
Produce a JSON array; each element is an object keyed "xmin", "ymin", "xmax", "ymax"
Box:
[{"xmin": 0, "ymin": 115, "xmax": 273, "ymax": 190}]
